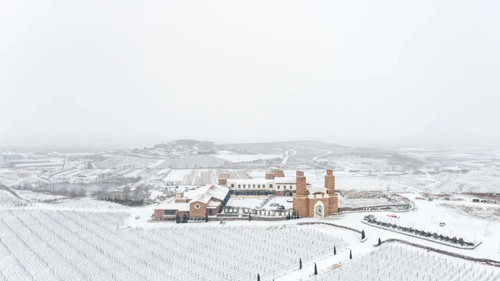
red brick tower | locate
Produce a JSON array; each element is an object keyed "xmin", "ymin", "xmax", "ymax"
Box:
[
  {"xmin": 325, "ymin": 170, "xmax": 335, "ymax": 194},
  {"xmin": 325, "ymin": 170, "xmax": 338, "ymax": 214},
  {"xmin": 293, "ymin": 170, "xmax": 309, "ymax": 217}
]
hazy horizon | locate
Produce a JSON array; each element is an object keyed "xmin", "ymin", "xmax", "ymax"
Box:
[{"xmin": 1, "ymin": 0, "xmax": 499, "ymax": 148}]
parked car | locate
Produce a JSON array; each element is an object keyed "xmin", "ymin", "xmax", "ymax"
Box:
[
  {"xmin": 276, "ymin": 205, "xmax": 285, "ymax": 210},
  {"xmin": 439, "ymin": 222, "xmax": 446, "ymax": 227}
]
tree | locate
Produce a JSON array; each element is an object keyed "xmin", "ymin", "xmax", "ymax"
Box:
[
  {"xmin": 314, "ymin": 263, "xmax": 317, "ymax": 275},
  {"xmin": 257, "ymin": 273, "xmax": 260, "ymax": 281},
  {"xmin": 299, "ymin": 258, "xmax": 302, "ymax": 269},
  {"xmin": 182, "ymin": 214, "xmax": 188, "ymax": 223},
  {"xmin": 205, "ymin": 213, "xmax": 208, "ymax": 222},
  {"xmin": 175, "ymin": 214, "xmax": 180, "ymax": 224},
  {"xmin": 123, "ymin": 186, "xmax": 131, "ymax": 200},
  {"xmin": 334, "ymin": 246, "xmax": 336, "ymax": 255},
  {"xmin": 361, "ymin": 230, "xmax": 366, "ymax": 240},
  {"xmin": 378, "ymin": 237, "xmax": 382, "ymax": 246},
  {"xmin": 349, "ymin": 249, "xmax": 352, "ymax": 259},
  {"xmin": 249, "ymin": 214, "xmax": 252, "ymax": 221},
  {"xmin": 76, "ymin": 188, "xmax": 86, "ymax": 197},
  {"xmin": 133, "ymin": 185, "xmax": 145, "ymax": 201}
]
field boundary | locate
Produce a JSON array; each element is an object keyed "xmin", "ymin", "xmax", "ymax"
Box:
[{"xmin": 362, "ymin": 219, "xmax": 480, "ymax": 250}]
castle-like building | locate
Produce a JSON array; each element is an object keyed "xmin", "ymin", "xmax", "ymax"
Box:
[{"xmin": 293, "ymin": 170, "xmax": 338, "ymax": 218}]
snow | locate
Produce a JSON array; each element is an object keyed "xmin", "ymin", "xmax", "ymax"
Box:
[
  {"xmin": 0, "ymin": 210, "xmax": 347, "ymax": 281},
  {"xmin": 226, "ymin": 197, "xmax": 265, "ymax": 209},
  {"xmin": 311, "ymin": 244, "xmax": 500, "ymax": 281},
  {"xmin": 164, "ymin": 169, "xmax": 191, "ymax": 182},
  {"xmin": 261, "ymin": 196, "xmax": 293, "ymax": 210},
  {"xmin": 213, "ymin": 151, "xmax": 282, "ymax": 163}
]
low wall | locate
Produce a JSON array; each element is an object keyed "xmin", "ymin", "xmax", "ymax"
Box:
[
  {"xmin": 339, "ymin": 203, "xmax": 413, "ymax": 214},
  {"xmin": 297, "ymin": 221, "xmax": 362, "ymax": 234}
]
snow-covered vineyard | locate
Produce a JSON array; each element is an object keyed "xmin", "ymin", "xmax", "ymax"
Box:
[
  {"xmin": 310, "ymin": 244, "xmax": 500, "ymax": 281},
  {"xmin": 0, "ymin": 210, "xmax": 346, "ymax": 281}
]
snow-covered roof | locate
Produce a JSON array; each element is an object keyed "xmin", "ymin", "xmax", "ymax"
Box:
[
  {"xmin": 155, "ymin": 184, "xmax": 229, "ymax": 212},
  {"xmin": 156, "ymin": 202, "xmax": 190, "ymax": 212},
  {"xmin": 274, "ymin": 177, "xmax": 296, "ymax": 184},
  {"xmin": 184, "ymin": 184, "xmax": 229, "ymax": 201},
  {"xmin": 190, "ymin": 194, "xmax": 212, "ymax": 204},
  {"xmin": 207, "ymin": 200, "xmax": 221, "ymax": 208},
  {"xmin": 226, "ymin": 178, "xmax": 273, "ymax": 185},
  {"xmin": 307, "ymin": 185, "xmax": 328, "ymax": 194}
]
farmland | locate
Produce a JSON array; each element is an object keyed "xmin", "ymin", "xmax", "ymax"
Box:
[
  {"xmin": 311, "ymin": 244, "xmax": 499, "ymax": 281},
  {"xmin": 0, "ymin": 210, "xmax": 346, "ymax": 281}
]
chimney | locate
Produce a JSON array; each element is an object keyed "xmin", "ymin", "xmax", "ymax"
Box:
[
  {"xmin": 325, "ymin": 169, "xmax": 335, "ymax": 194},
  {"xmin": 175, "ymin": 192, "xmax": 187, "ymax": 203},
  {"xmin": 218, "ymin": 173, "xmax": 230, "ymax": 185},
  {"xmin": 296, "ymin": 170, "xmax": 307, "ymax": 196},
  {"xmin": 265, "ymin": 173, "xmax": 275, "ymax": 179},
  {"xmin": 275, "ymin": 169, "xmax": 285, "ymax": 177}
]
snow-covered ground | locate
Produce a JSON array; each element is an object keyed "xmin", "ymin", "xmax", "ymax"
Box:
[
  {"xmin": 226, "ymin": 197, "xmax": 265, "ymax": 209},
  {"xmin": 310, "ymin": 243, "xmax": 499, "ymax": 281},
  {"xmin": 262, "ymin": 196, "xmax": 293, "ymax": 210},
  {"xmin": 0, "ymin": 210, "xmax": 347, "ymax": 281},
  {"xmin": 213, "ymin": 151, "xmax": 282, "ymax": 163},
  {"xmin": 0, "ymin": 190, "xmax": 499, "ymax": 281}
]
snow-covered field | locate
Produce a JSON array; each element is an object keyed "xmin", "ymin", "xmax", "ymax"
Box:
[
  {"xmin": 0, "ymin": 210, "xmax": 346, "ymax": 281},
  {"xmin": 14, "ymin": 189, "xmax": 65, "ymax": 202},
  {"xmin": 213, "ymin": 151, "xmax": 282, "ymax": 163},
  {"xmin": 311, "ymin": 244, "xmax": 499, "ymax": 281},
  {"xmin": 0, "ymin": 190, "xmax": 26, "ymax": 207}
]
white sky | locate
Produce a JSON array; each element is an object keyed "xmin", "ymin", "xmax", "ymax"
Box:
[{"xmin": 1, "ymin": 0, "xmax": 499, "ymax": 147}]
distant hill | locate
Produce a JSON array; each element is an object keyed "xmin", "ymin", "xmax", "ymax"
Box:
[{"xmin": 218, "ymin": 140, "xmax": 423, "ymax": 168}]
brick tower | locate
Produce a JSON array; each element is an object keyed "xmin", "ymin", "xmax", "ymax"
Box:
[
  {"xmin": 292, "ymin": 169, "xmax": 339, "ymax": 218},
  {"xmin": 293, "ymin": 170, "xmax": 309, "ymax": 217},
  {"xmin": 325, "ymin": 170, "xmax": 338, "ymax": 213}
]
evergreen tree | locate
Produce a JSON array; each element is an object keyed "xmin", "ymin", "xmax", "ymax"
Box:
[
  {"xmin": 349, "ymin": 249, "xmax": 352, "ymax": 259},
  {"xmin": 257, "ymin": 273, "xmax": 260, "ymax": 281},
  {"xmin": 361, "ymin": 230, "xmax": 366, "ymax": 240},
  {"xmin": 175, "ymin": 214, "xmax": 180, "ymax": 224},
  {"xmin": 205, "ymin": 213, "xmax": 208, "ymax": 222},
  {"xmin": 334, "ymin": 246, "xmax": 336, "ymax": 255},
  {"xmin": 314, "ymin": 263, "xmax": 317, "ymax": 275},
  {"xmin": 182, "ymin": 214, "xmax": 188, "ymax": 223},
  {"xmin": 249, "ymin": 214, "xmax": 252, "ymax": 221},
  {"xmin": 378, "ymin": 237, "xmax": 382, "ymax": 246},
  {"xmin": 299, "ymin": 258, "xmax": 302, "ymax": 269}
]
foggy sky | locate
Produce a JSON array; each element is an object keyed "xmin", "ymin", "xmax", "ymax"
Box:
[{"xmin": 1, "ymin": 0, "xmax": 499, "ymax": 147}]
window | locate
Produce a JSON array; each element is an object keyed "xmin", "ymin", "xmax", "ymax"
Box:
[
  {"xmin": 195, "ymin": 204, "xmax": 201, "ymax": 209},
  {"xmin": 290, "ymin": 186, "xmax": 293, "ymax": 189},
  {"xmin": 238, "ymin": 185, "xmax": 241, "ymax": 188},
  {"xmin": 231, "ymin": 184, "xmax": 234, "ymax": 188},
  {"xmin": 258, "ymin": 185, "xmax": 260, "ymax": 188},
  {"xmin": 270, "ymin": 184, "xmax": 273, "ymax": 188},
  {"xmin": 253, "ymin": 184, "xmax": 255, "ymax": 188},
  {"xmin": 277, "ymin": 186, "xmax": 280, "ymax": 190},
  {"xmin": 165, "ymin": 210, "xmax": 176, "ymax": 215}
]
